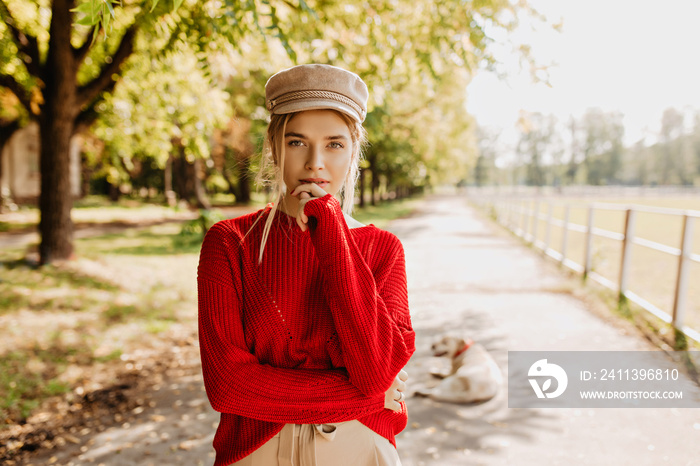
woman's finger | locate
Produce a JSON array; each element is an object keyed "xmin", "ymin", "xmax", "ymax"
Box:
[
  {"xmin": 396, "ymin": 379, "xmax": 406, "ymax": 392},
  {"xmin": 291, "ymin": 182, "xmax": 327, "ymax": 198},
  {"xmin": 398, "ymin": 369, "xmax": 408, "ymax": 382}
]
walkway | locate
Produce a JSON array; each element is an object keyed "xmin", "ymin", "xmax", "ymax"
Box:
[{"xmin": 395, "ymin": 195, "xmax": 700, "ymax": 465}]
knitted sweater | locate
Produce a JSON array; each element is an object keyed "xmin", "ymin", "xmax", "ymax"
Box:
[{"xmin": 197, "ymin": 194, "xmax": 416, "ymax": 466}]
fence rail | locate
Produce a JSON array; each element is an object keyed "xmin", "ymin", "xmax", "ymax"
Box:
[{"xmin": 469, "ymin": 192, "xmax": 700, "ymax": 345}]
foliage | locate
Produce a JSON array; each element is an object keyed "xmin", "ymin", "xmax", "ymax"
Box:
[
  {"xmin": 282, "ymin": 0, "xmax": 528, "ymax": 191},
  {"xmin": 1, "ymin": 0, "xmax": 545, "ymax": 198},
  {"xmin": 516, "ymin": 111, "xmax": 561, "ymax": 186},
  {"xmin": 90, "ymin": 0, "xmax": 537, "ymax": 198},
  {"xmin": 179, "ymin": 208, "xmax": 227, "ymax": 239},
  {"xmin": 92, "ymin": 36, "xmax": 231, "ymax": 188},
  {"xmin": 480, "ymin": 107, "xmax": 700, "ymax": 187}
]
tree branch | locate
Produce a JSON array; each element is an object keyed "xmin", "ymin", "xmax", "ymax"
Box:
[
  {"xmin": 0, "ymin": 73, "xmax": 32, "ymax": 114},
  {"xmin": 76, "ymin": 24, "xmax": 138, "ymax": 109},
  {"xmin": 0, "ymin": 0, "xmax": 41, "ymax": 77},
  {"xmin": 72, "ymin": 25, "xmax": 103, "ymax": 65},
  {"xmin": 75, "ymin": 94, "xmax": 104, "ymax": 133}
]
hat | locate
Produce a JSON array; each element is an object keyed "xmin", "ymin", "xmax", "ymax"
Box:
[{"xmin": 265, "ymin": 64, "xmax": 368, "ymax": 123}]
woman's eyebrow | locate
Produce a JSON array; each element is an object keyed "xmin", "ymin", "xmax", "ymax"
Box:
[{"xmin": 284, "ymin": 132, "xmax": 348, "ymax": 140}]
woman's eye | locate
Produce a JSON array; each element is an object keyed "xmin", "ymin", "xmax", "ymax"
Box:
[
  {"xmin": 287, "ymin": 140, "xmax": 304, "ymax": 147},
  {"xmin": 329, "ymin": 142, "xmax": 344, "ymax": 149}
]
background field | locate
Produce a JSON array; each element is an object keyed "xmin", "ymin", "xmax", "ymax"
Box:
[{"xmin": 502, "ymin": 196, "xmax": 700, "ymax": 336}]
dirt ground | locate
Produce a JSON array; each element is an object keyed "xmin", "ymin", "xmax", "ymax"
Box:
[{"xmin": 7, "ymin": 195, "xmax": 700, "ymax": 465}]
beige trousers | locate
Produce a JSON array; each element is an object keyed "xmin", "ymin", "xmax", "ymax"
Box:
[{"xmin": 232, "ymin": 420, "xmax": 402, "ymax": 466}]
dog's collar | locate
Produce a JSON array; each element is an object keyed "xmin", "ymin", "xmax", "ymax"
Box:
[{"xmin": 454, "ymin": 339, "xmax": 474, "ymax": 357}]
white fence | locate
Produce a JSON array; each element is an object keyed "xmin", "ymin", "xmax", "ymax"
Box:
[{"xmin": 469, "ymin": 190, "xmax": 700, "ymax": 344}]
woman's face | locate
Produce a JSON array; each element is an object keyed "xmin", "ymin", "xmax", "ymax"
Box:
[{"xmin": 281, "ymin": 109, "xmax": 353, "ymax": 202}]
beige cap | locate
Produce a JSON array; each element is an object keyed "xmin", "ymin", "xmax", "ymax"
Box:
[{"xmin": 265, "ymin": 64, "xmax": 368, "ymax": 123}]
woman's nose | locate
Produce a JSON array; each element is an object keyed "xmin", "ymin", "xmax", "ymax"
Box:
[{"xmin": 305, "ymin": 145, "xmax": 325, "ymax": 170}]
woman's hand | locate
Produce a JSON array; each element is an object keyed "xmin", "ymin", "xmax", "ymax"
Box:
[
  {"xmin": 384, "ymin": 369, "xmax": 409, "ymax": 412},
  {"xmin": 290, "ymin": 183, "xmax": 328, "ymax": 231}
]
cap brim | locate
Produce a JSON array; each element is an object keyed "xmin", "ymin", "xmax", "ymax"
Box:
[{"xmin": 271, "ymin": 99, "xmax": 363, "ymax": 123}]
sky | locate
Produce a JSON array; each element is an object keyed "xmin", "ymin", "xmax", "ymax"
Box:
[{"xmin": 466, "ymin": 0, "xmax": 700, "ymax": 146}]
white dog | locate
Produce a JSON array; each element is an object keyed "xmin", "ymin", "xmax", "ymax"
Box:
[{"xmin": 419, "ymin": 335, "xmax": 502, "ymax": 403}]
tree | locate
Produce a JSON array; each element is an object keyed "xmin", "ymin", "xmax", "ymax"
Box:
[
  {"xmin": 474, "ymin": 126, "xmax": 500, "ymax": 186},
  {"xmin": 0, "ymin": 0, "xmax": 311, "ymax": 265},
  {"xmin": 516, "ymin": 111, "xmax": 558, "ymax": 186},
  {"xmin": 1, "ymin": 0, "xmax": 543, "ymax": 264},
  {"xmin": 278, "ymin": 0, "xmax": 535, "ymax": 202},
  {"xmin": 93, "ymin": 38, "xmax": 231, "ymax": 207},
  {"xmin": 578, "ymin": 108, "xmax": 624, "ymax": 185}
]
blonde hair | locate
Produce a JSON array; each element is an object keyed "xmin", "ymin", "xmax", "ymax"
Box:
[{"xmin": 252, "ymin": 110, "xmax": 368, "ymax": 263}]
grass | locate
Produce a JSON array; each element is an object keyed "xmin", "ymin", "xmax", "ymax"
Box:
[
  {"xmin": 0, "ymin": 260, "xmax": 121, "ymax": 315},
  {"xmin": 352, "ymin": 197, "xmax": 422, "ymax": 229},
  {"xmin": 0, "ymin": 338, "xmax": 92, "ymax": 423},
  {"xmin": 0, "ymin": 195, "xmax": 195, "ymax": 233},
  {"xmin": 77, "ymin": 224, "xmax": 204, "ymax": 256},
  {"xmin": 0, "ymin": 241, "xmax": 193, "ymax": 426},
  {"xmin": 0, "ymin": 221, "xmax": 34, "ymax": 233}
]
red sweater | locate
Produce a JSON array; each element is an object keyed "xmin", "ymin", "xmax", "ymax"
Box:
[{"xmin": 197, "ymin": 194, "xmax": 416, "ymax": 465}]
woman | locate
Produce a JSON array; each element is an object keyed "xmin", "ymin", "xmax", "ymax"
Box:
[{"xmin": 197, "ymin": 64, "xmax": 415, "ymax": 466}]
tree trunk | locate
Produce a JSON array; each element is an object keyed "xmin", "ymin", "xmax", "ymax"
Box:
[
  {"xmin": 172, "ymin": 149, "xmax": 189, "ymax": 201},
  {"xmin": 236, "ymin": 154, "xmax": 251, "ymax": 204},
  {"xmin": 39, "ymin": 0, "xmax": 78, "ymax": 265},
  {"xmin": 364, "ymin": 151, "xmax": 379, "ymax": 206},
  {"xmin": 219, "ymin": 149, "xmax": 238, "ymax": 198},
  {"xmin": 108, "ymin": 182, "xmax": 121, "ymax": 202},
  {"xmin": 193, "ymin": 157, "xmax": 211, "ymax": 209},
  {"xmin": 0, "ymin": 121, "xmax": 21, "ymax": 213},
  {"xmin": 164, "ymin": 153, "xmax": 176, "ymax": 206},
  {"xmin": 358, "ymin": 168, "xmax": 365, "ymax": 208},
  {"xmin": 370, "ymin": 169, "xmax": 379, "ymax": 206}
]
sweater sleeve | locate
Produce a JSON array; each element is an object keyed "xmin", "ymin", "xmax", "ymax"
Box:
[
  {"xmin": 197, "ymin": 221, "xmax": 385, "ymax": 424},
  {"xmin": 303, "ymin": 194, "xmax": 416, "ymax": 397}
]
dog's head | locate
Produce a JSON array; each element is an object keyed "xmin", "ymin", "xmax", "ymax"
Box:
[{"xmin": 431, "ymin": 335, "xmax": 472, "ymax": 359}]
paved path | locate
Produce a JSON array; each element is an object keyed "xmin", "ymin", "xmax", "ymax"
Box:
[
  {"xmin": 26, "ymin": 195, "xmax": 700, "ymax": 465},
  {"xmin": 394, "ymin": 195, "xmax": 700, "ymax": 466}
]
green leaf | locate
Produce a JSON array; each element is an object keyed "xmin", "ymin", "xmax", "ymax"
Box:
[
  {"xmin": 173, "ymin": 0, "xmax": 184, "ymax": 11},
  {"xmin": 71, "ymin": 2, "xmax": 97, "ymax": 15},
  {"xmin": 150, "ymin": 0, "xmax": 160, "ymax": 13},
  {"xmin": 105, "ymin": 0, "xmax": 116, "ymax": 18},
  {"xmin": 76, "ymin": 15, "xmax": 98, "ymax": 27},
  {"xmin": 91, "ymin": 24, "xmax": 100, "ymax": 43}
]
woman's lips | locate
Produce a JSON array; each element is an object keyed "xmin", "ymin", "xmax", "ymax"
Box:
[{"xmin": 300, "ymin": 179, "xmax": 329, "ymax": 186}]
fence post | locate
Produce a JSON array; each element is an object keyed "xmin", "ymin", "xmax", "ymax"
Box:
[
  {"xmin": 584, "ymin": 207, "xmax": 595, "ymax": 280},
  {"xmin": 505, "ymin": 200, "xmax": 511, "ymax": 229},
  {"xmin": 520, "ymin": 199, "xmax": 529, "ymax": 238},
  {"xmin": 561, "ymin": 205, "xmax": 570, "ymax": 266},
  {"xmin": 619, "ymin": 209, "xmax": 636, "ymax": 305},
  {"xmin": 532, "ymin": 200, "xmax": 541, "ymax": 247},
  {"xmin": 672, "ymin": 215, "xmax": 695, "ymax": 334},
  {"xmin": 544, "ymin": 202, "xmax": 553, "ymax": 253}
]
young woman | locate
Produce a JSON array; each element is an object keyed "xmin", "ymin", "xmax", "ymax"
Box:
[{"xmin": 197, "ymin": 64, "xmax": 415, "ymax": 466}]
